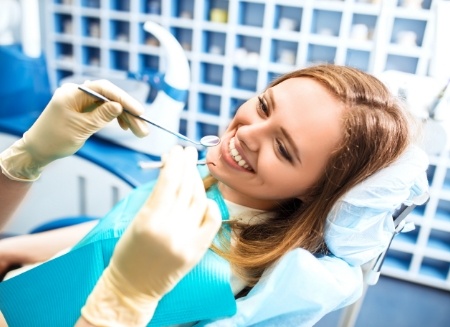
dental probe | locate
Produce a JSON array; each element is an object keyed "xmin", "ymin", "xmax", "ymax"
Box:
[
  {"xmin": 138, "ymin": 159, "xmax": 214, "ymax": 169},
  {"xmin": 78, "ymin": 85, "xmax": 221, "ymax": 148}
]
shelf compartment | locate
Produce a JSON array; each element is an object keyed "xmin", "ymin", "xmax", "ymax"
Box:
[
  {"xmin": 205, "ymin": 0, "xmax": 229, "ymax": 23},
  {"xmin": 54, "ymin": 0, "xmax": 73, "ymax": 4},
  {"xmin": 391, "ymin": 18, "xmax": 427, "ymax": 47},
  {"xmin": 171, "ymin": 27, "xmax": 193, "ymax": 52},
  {"xmin": 385, "ymin": 54, "xmax": 418, "ymax": 74},
  {"xmin": 238, "ymin": 1, "xmax": 265, "ymax": 27},
  {"xmin": 82, "ymin": 46, "xmax": 101, "ymax": 67},
  {"xmin": 307, "ymin": 44, "xmax": 336, "ymax": 64},
  {"xmin": 82, "ymin": 17, "xmax": 101, "ymax": 38},
  {"xmin": 110, "ymin": 0, "xmax": 130, "ymax": 12},
  {"xmin": 236, "ymin": 34, "xmax": 262, "ymax": 54},
  {"xmin": 172, "ymin": 0, "xmax": 195, "ymax": 19},
  {"xmin": 419, "ymin": 257, "xmax": 450, "ymax": 281},
  {"xmin": 427, "ymin": 229, "xmax": 450, "ymax": 254},
  {"xmin": 179, "ymin": 118, "xmax": 187, "ymax": 136},
  {"xmin": 197, "ymin": 122, "xmax": 219, "ymax": 139},
  {"xmin": 201, "ymin": 63, "xmax": 224, "ymax": 86},
  {"xmin": 350, "ymin": 14, "xmax": 378, "ymax": 41},
  {"xmin": 411, "ymin": 203, "xmax": 426, "ymax": 219},
  {"xmin": 140, "ymin": 22, "xmax": 160, "ymax": 47},
  {"xmin": 395, "ymin": 225, "xmax": 421, "ymax": 246},
  {"xmin": 274, "ymin": 5, "xmax": 302, "ymax": 32},
  {"xmin": 233, "ymin": 68, "xmax": 258, "ymax": 92},
  {"xmin": 203, "ymin": 31, "xmax": 226, "ymax": 55},
  {"xmin": 234, "ymin": 35, "xmax": 262, "ymax": 69},
  {"xmin": 142, "ymin": 0, "xmax": 162, "ymax": 14},
  {"xmin": 54, "ymin": 13, "xmax": 73, "ymax": 35},
  {"xmin": 139, "ymin": 54, "xmax": 160, "ymax": 71},
  {"xmin": 345, "ymin": 49, "xmax": 370, "ymax": 71},
  {"xmin": 442, "ymin": 167, "xmax": 450, "ymax": 191},
  {"xmin": 110, "ymin": 20, "xmax": 130, "ymax": 43},
  {"xmin": 56, "ymin": 69, "xmax": 74, "ymax": 85},
  {"xmin": 81, "ymin": 0, "xmax": 100, "ymax": 9},
  {"xmin": 137, "ymin": 53, "xmax": 161, "ymax": 103},
  {"xmin": 434, "ymin": 200, "xmax": 450, "ymax": 224},
  {"xmin": 199, "ymin": 93, "xmax": 221, "ymax": 116},
  {"xmin": 229, "ymin": 97, "xmax": 246, "ymax": 118},
  {"xmin": 271, "ymin": 39, "xmax": 298, "ymax": 65},
  {"xmin": 55, "ymin": 42, "xmax": 74, "ymax": 63},
  {"xmin": 311, "ymin": 9, "xmax": 342, "ymax": 37},
  {"xmin": 426, "ymin": 164, "xmax": 436, "ymax": 185},
  {"xmin": 397, "ymin": 0, "xmax": 433, "ymax": 11},
  {"xmin": 384, "ymin": 249, "xmax": 413, "ymax": 272},
  {"xmin": 109, "ymin": 50, "xmax": 129, "ymax": 71}
]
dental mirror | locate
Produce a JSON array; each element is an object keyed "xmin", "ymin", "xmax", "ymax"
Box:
[{"xmin": 78, "ymin": 85, "xmax": 221, "ymax": 148}]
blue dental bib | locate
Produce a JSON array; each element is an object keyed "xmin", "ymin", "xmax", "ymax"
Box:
[{"xmin": 0, "ymin": 182, "xmax": 236, "ymax": 326}]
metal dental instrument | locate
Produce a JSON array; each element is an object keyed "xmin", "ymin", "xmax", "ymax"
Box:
[
  {"xmin": 78, "ymin": 85, "xmax": 221, "ymax": 148},
  {"xmin": 138, "ymin": 158, "xmax": 209, "ymax": 169}
]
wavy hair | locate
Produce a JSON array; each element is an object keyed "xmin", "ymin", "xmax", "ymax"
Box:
[{"xmin": 208, "ymin": 64, "xmax": 420, "ymax": 287}]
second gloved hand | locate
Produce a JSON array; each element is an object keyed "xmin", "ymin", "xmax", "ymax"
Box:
[
  {"xmin": 0, "ymin": 80, "xmax": 149, "ymax": 181},
  {"xmin": 80, "ymin": 146, "xmax": 222, "ymax": 327}
]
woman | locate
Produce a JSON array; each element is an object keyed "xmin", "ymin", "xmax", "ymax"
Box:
[{"xmin": 0, "ymin": 64, "xmax": 428, "ymax": 326}]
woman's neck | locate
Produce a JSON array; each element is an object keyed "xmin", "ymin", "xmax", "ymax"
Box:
[{"xmin": 217, "ymin": 181, "xmax": 277, "ymax": 211}]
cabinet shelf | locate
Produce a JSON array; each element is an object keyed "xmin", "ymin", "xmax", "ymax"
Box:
[
  {"xmin": 419, "ymin": 257, "xmax": 450, "ymax": 281},
  {"xmin": 352, "ymin": 3, "xmax": 381, "ymax": 15},
  {"xmin": 394, "ymin": 8, "xmax": 433, "ymax": 20},
  {"xmin": 427, "ymin": 229, "xmax": 450, "ymax": 254},
  {"xmin": 313, "ymin": 0, "xmax": 347, "ymax": 11}
]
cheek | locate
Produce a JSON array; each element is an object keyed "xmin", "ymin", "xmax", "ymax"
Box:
[{"xmin": 265, "ymin": 165, "xmax": 319, "ymax": 198}]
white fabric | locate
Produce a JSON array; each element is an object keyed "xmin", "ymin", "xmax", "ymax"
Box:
[
  {"xmin": 198, "ymin": 145, "xmax": 429, "ymax": 327},
  {"xmin": 325, "ymin": 145, "xmax": 429, "ymax": 266},
  {"xmin": 225, "ymin": 200, "xmax": 273, "ymax": 296},
  {"xmin": 198, "ymin": 250, "xmax": 362, "ymax": 327}
]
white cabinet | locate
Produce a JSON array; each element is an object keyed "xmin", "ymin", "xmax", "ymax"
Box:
[
  {"xmin": 44, "ymin": 0, "xmax": 447, "ymax": 290},
  {"xmin": 44, "ymin": 0, "xmax": 436, "ymax": 138}
]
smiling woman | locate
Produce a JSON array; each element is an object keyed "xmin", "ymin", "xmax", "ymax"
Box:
[
  {"xmin": 206, "ymin": 64, "xmax": 420, "ymax": 289},
  {"xmin": 207, "ymin": 77, "xmax": 344, "ymax": 209},
  {"xmin": 0, "ymin": 64, "xmax": 428, "ymax": 327}
]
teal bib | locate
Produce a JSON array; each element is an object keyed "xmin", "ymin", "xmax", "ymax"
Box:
[{"xmin": 0, "ymin": 182, "xmax": 236, "ymax": 326}]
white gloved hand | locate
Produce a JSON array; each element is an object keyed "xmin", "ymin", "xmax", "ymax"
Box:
[
  {"xmin": 0, "ymin": 80, "xmax": 149, "ymax": 182},
  {"xmin": 80, "ymin": 146, "xmax": 222, "ymax": 327}
]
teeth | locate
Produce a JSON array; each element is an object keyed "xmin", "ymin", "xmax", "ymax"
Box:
[{"xmin": 229, "ymin": 138, "xmax": 251, "ymax": 170}]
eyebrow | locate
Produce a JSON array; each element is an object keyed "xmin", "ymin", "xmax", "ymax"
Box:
[{"xmin": 267, "ymin": 88, "xmax": 302, "ymax": 164}]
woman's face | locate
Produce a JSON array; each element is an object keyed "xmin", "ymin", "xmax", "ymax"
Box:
[{"xmin": 206, "ymin": 77, "xmax": 344, "ymax": 210}]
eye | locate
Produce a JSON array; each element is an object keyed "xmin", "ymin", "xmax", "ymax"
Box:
[
  {"xmin": 276, "ymin": 140, "xmax": 293, "ymax": 162},
  {"xmin": 257, "ymin": 96, "xmax": 269, "ymax": 116}
]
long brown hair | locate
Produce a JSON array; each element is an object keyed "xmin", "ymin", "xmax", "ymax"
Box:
[{"xmin": 209, "ymin": 64, "xmax": 419, "ymax": 286}]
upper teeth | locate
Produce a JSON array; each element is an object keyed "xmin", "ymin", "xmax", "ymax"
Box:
[{"xmin": 229, "ymin": 138, "xmax": 251, "ymax": 170}]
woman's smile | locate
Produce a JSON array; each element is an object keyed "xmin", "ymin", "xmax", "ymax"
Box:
[
  {"xmin": 213, "ymin": 133, "xmax": 256, "ymax": 174},
  {"xmin": 229, "ymin": 137, "xmax": 254, "ymax": 172}
]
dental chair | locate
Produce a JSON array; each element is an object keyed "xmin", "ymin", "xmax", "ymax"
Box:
[
  {"xmin": 337, "ymin": 198, "xmax": 428, "ymax": 327},
  {"xmin": 0, "ymin": 137, "xmax": 429, "ymax": 326}
]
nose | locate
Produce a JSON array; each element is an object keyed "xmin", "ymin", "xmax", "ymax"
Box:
[{"xmin": 235, "ymin": 121, "xmax": 267, "ymax": 153}]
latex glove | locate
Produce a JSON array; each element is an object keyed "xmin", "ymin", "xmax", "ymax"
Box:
[
  {"xmin": 0, "ymin": 80, "xmax": 149, "ymax": 182},
  {"xmin": 80, "ymin": 146, "xmax": 222, "ymax": 327}
]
